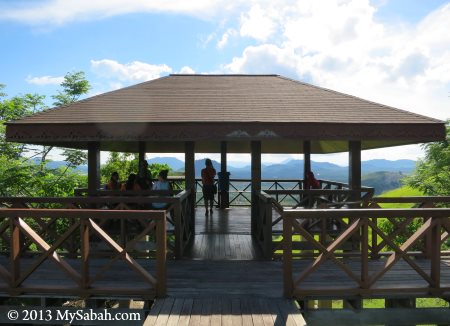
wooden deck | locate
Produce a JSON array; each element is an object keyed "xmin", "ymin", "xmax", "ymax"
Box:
[
  {"xmin": 152, "ymin": 207, "xmax": 303, "ymax": 325},
  {"xmin": 144, "ymin": 297, "xmax": 305, "ymax": 326},
  {"xmin": 1, "ymin": 207, "xmax": 449, "ymax": 325}
]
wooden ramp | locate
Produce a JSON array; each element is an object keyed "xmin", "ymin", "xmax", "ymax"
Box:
[{"xmin": 144, "ymin": 297, "xmax": 306, "ymax": 326}]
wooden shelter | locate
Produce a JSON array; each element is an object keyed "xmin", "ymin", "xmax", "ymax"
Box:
[
  {"xmin": 2, "ymin": 75, "xmax": 450, "ymax": 323},
  {"xmin": 6, "ymin": 74, "xmax": 445, "ymax": 194}
]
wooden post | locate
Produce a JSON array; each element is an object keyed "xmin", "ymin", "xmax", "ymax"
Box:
[
  {"xmin": 283, "ymin": 213, "xmax": 293, "ymax": 298},
  {"xmin": 156, "ymin": 212, "xmax": 167, "ymax": 297},
  {"xmin": 174, "ymin": 201, "xmax": 182, "ymax": 258},
  {"xmin": 220, "ymin": 141, "xmax": 229, "ymax": 208},
  {"xmin": 88, "ymin": 142, "xmax": 100, "ymax": 195},
  {"xmin": 303, "ymin": 140, "xmax": 311, "ymax": 187},
  {"xmin": 11, "ymin": 217, "xmax": 21, "ymax": 288},
  {"xmin": 81, "ymin": 218, "xmax": 90, "ymax": 290},
  {"xmin": 430, "ymin": 218, "xmax": 441, "ymax": 290},
  {"xmin": 251, "ymin": 141, "xmax": 262, "ymax": 236},
  {"xmin": 349, "ymin": 141, "xmax": 362, "ymax": 190},
  {"xmin": 264, "ymin": 196, "xmax": 273, "ymax": 259},
  {"xmin": 185, "ymin": 141, "xmax": 195, "ymax": 233},
  {"xmin": 138, "ymin": 141, "xmax": 146, "ymax": 177}
]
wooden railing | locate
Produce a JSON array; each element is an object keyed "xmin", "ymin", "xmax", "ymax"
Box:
[
  {"xmin": 0, "ymin": 208, "xmax": 167, "ymax": 298},
  {"xmin": 282, "ymin": 208, "xmax": 450, "ymax": 299},
  {"xmin": 0, "ymin": 190, "xmax": 194, "ymax": 258},
  {"xmin": 256, "ymin": 189, "xmax": 375, "ymax": 259}
]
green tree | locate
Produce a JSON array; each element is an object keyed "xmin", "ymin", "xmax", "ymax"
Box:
[
  {"xmin": 52, "ymin": 71, "xmax": 91, "ymax": 106},
  {"xmin": 0, "ymin": 76, "xmax": 89, "ymax": 197},
  {"xmin": 101, "ymin": 152, "xmax": 171, "ymax": 185},
  {"xmin": 405, "ymin": 120, "xmax": 450, "ymax": 196}
]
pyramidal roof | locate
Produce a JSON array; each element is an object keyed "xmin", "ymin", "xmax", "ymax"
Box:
[
  {"xmin": 10, "ymin": 74, "xmax": 441, "ymax": 124},
  {"xmin": 6, "ymin": 74, "xmax": 445, "ymax": 154}
]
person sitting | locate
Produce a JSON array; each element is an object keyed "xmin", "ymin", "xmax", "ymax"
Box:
[
  {"xmin": 152, "ymin": 170, "xmax": 173, "ymax": 209},
  {"xmin": 121, "ymin": 173, "xmax": 141, "ymax": 192},
  {"xmin": 138, "ymin": 159, "xmax": 153, "ymax": 190},
  {"xmin": 105, "ymin": 171, "xmax": 121, "ymax": 190},
  {"xmin": 304, "ymin": 171, "xmax": 321, "ymax": 189}
]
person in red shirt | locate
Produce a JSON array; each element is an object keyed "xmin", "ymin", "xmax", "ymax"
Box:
[
  {"xmin": 201, "ymin": 158, "xmax": 216, "ymax": 216},
  {"xmin": 304, "ymin": 171, "xmax": 321, "ymax": 189}
]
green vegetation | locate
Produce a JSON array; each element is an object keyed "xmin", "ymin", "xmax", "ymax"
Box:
[
  {"xmin": 0, "ymin": 73, "xmax": 89, "ymax": 198},
  {"xmin": 405, "ymin": 119, "xmax": 450, "ymax": 197},
  {"xmin": 376, "ymin": 186, "xmax": 424, "ymax": 208}
]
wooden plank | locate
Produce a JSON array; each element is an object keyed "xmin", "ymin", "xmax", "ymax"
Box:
[
  {"xmin": 200, "ymin": 298, "xmax": 212, "ymax": 326},
  {"xmin": 240, "ymin": 298, "xmax": 254, "ymax": 325},
  {"xmin": 143, "ymin": 299, "xmax": 165, "ymax": 326},
  {"xmin": 154, "ymin": 298, "xmax": 174, "ymax": 326},
  {"xmin": 221, "ymin": 298, "xmax": 233, "ymax": 326},
  {"xmin": 188, "ymin": 299, "xmax": 202, "ymax": 326},
  {"xmin": 166, "ymin": 298, "xmax": 184, "ymax": 326},
  {"xmin": 210, "ymin": 298, "xmax": 222, "ymax": 326},
  {"xmin": 177, "ymin": 298, "xmax": 193, "ymax": 326},
  {"xmin": 231, "ymin": 298, "xmax": 243, "ymax": 326}
]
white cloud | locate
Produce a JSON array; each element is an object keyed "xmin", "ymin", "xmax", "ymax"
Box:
[
  {"xmin": 25, "ymin": 75, "xmax": 64, "ymax": 86},
  {"xmin": 239, "ymin": 4, "xmax": 276, "ymax": 41},
  {"xmin": 223, "ymin": 1, "xmax": 450, "ymax": 123},
  {"xmin": 90, "ymin": 59, "xmax": 172, "ymax": 82},
  {"xmin": 217, "ymin": 28, "xmax": 237, "ymax": 49},
  {"xmin": 178, "ymin": 66, "xmax": 196, "ymax": 74},
  {"xmin": 0, "ymin": 0, "xmax": 230, "ymax": 26}
]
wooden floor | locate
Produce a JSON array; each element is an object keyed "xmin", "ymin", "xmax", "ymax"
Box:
[{"xmin": 144, "ymin": 297, "xmax": 305, "ymax": 326}]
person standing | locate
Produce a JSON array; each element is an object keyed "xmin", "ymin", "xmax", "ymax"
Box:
[{"xmin": 201, "ymin": 158, "xmax": 216, "ymax": 216}]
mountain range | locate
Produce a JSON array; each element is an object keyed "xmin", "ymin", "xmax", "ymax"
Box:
[
  {"xmin": 148, "ymin": 157, "xmax": 416, "ymax": 181},
  {"xmin": 147, "ymin": 157, "xmax": 416, "ymax": 194},
  {"xmin": 41, "ymin": 157, "xmax": 416, "ymax": 194}
]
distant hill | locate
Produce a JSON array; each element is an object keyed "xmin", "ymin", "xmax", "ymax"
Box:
[
  {"xmin": 148, "ymin": 157, "xmax": 184, "ymax": 171},
  {"xmin": 362, "ymin": 171, "xmax": 407, "ymax": 195}
]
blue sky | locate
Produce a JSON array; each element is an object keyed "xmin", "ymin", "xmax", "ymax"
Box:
[{"xmin": 1, "ymin": 0, "xmax": 449, "ymax": 166}]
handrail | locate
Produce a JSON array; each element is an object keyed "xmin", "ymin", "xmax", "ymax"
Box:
[
  {"xmin": 0, "ymin": 208, "xmax": 167, "ymax": 298},
  {"xmin": 282, "ymin": 207, "xmax": 450, "ymax": 298}
]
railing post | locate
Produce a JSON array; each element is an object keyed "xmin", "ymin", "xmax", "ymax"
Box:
[
  {"xmin": 283, "ymin": 213, "xmax": 293, "ymax": 298},
  {"xmin": 174, "ymin": 201, "xmax": 183, "ymax": 258},
  {"xmin": 430, "ymin": 217, "xmax": 441, "ymax": 291},
  {"xmin": 361, "ymin": 218, "xmax": 369, "ymax": 290},
  {"xmin": 81, "ymin": 217, "xmax": 90, "ymax": 291},
  {"xmin": 156, "ymin": 212, "xmax": 167, "ymax": 297},
  {"xmin": 263, "ymin": 197, "xmax": 273, "ymax": 259},
  {"xmin": 10, "ymin": 216, "xmax": 21, "ymax": 289}
]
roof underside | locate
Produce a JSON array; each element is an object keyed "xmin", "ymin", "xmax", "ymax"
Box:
[{"xmin": 6, "ymin": 74, "xmax": 445, "ymax": 154}]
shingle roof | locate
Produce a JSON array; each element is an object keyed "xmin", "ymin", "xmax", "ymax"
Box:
[
  {"xmin": 6, "ymin": 74, "xmax": 445, "ymax": 153},
  {"xmin": 9, "ymin": 74, "xmax": 440, "ymax": 124}
]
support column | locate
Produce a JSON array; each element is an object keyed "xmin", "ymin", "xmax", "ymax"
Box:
[
  {"xmin": 303, "ymin": 140, "xmax": 311, "ymax": 188},
  {"xmin": 87, "ymin": 142, "xmax": 100, "ymax": 195},
  {"xmin": 185, "ymin": 142, "xmax": 196, "ymax": 232},
  {"xmin": 251, "ymin": 141, "xmax": 262, "ymax": 236},
  {"xmin": 138, "ymin": 141, "xmax": 146, "ymax": 177},
  {"xmin": 220, "ymin": 141, "xmax": 229, "ymax": 208},
  {"xmin": 349, "ymin": 141, "xmax": 362, "ymax": 190}
]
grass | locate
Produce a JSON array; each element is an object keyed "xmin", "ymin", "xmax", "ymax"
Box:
[{"xmin": 376, "ymin": 186, "xmax": 425, "ymax": 208}]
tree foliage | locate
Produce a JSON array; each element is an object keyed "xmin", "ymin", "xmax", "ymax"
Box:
[
  {"xmin": 52, "ymin": 71, "xmax": 91, "ymax": 106},
  {"xmin": 100, "ymin": 152, "xmax": 171, "ymax": 185},
  {"xmin": 405, "ymin": 120, "xmax": 450, "ymax": 196},
  {"xmin": 0, "ymin": 72, "xmax": 90, "ymax": 197}
]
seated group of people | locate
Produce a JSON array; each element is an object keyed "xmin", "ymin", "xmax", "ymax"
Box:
[
  {"xmin": 106, "ymin": 170, "xmax": 171, "ymax": 192},
  {"xmin": 105, "ymin": 168, "xmax": 172, "ymax": 209}
]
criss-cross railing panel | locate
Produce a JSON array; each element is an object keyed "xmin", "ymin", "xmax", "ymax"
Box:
[
  {"xmin": 0, "ymin": 208, "xmax": 167, "ymax": 298},
  {"xmin": 283, "ymin": 208, "xmax": 450, "ymax": 299}
]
